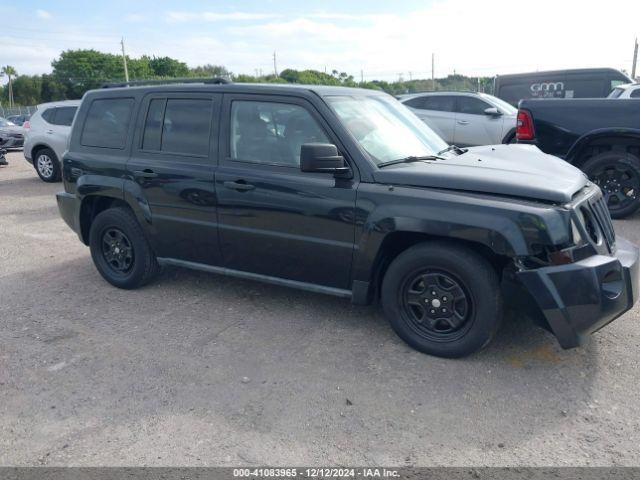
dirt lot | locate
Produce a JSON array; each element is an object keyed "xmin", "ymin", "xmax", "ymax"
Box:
[{"xmin": 1, "ymin": 150, "xmax": 640, "ymax": 466}]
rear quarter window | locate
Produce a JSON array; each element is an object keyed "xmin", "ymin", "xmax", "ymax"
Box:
[
  {"xmin": 53, "ymin": 106, "xmax": 77, "ymax": 127},
  {"xmin": 81, "ymin": 98, "xmax": 135, "ymax": 149},
  {"xmin": 41, "ymin": 108, "xmax": 56, "ymax": 124}
]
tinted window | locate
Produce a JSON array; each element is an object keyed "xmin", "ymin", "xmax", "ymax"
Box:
[
  {"xmin": 631, "ymin": 89, "xmax": 640, "ymax": 99},
  {"xmin": 142, "ymin": 99, "xmax": 165, "ymax": 151},
  {"xmin": 457, "ymin": 97, "xmax": 490, "ymax": 115},
  {"xmin": 422, "ymin": 96, "xmax": 456, "ymax": 112},
  {"xmin": 403, "ymin": 97, "xmax": 427, "ymax": 109},
  {"xmin": 162, "ymin": 99, "xmax": 212, "ymax": 156},
  {"xmin": 52, "ymin": 107, "xmax": 77, "ymax": 127},
  {"xmin": 230, "ymin": 101, "xmax": 329, "ymax": 167},
  {"xmin": 41, "ymin": 108, "xmax": 55, "ymax": 123},
  {"xmin": 81, "ymin": 98, "xmax": 134, "ymax": 149},
  {"xmin": 564, "ymin": 78, "xmax": 607, "ymax": 98}
]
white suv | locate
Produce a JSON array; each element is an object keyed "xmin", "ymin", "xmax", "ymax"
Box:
[
  {"xmin": 23, "ymin": 100, "xmax": 81, "ymax": 182},
  {"xmin": 608, "ymin": 83, "xmax": 640, "ymax": 99},
  {"xmin": 399, "ymin": 92, "xmax": 518, "ymax": 146}
]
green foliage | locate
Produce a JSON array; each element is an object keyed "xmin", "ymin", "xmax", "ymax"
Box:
[{"xmin": 2, "ymin": 48, "xmax": 495, "ymax": 107}]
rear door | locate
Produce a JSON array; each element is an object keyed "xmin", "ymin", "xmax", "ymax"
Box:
[
  {"xmin": 126, "ymin": 92, "xmax": 222, "ymax": 265},
  {"xmin": 215, "ymin": 94, "xmax": 358, "ymax": 289},
  {"xmin": 47, "ymin": 106, "xmax": 77, "ymax": 159},
  {"xmin": 404, "ymin": 96, "xmax": 456, "ymax": 143}
]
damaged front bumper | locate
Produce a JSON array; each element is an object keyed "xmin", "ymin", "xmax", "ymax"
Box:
[{"xmin": 518, "ymin": 236, "xmax": 639, "ymax": 349}]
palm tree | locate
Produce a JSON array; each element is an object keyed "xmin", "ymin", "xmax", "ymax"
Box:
[{"xmin": 1, "ymin": 65, "xmax": 17, "ymax": 108}]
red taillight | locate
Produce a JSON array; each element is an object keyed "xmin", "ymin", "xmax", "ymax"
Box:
[
  {"xmin": 516, "ymin": 110, "xmax": 534, "ymax": 141},
  {"xmin": 23, "ymin": 120, "xmax": 31, "ymax": 130}
]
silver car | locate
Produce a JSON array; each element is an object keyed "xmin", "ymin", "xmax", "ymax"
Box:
[
  {"xmin": 399, "ymin": 92, "xmax": 517, "ymax": 146},
  {"xmin": 0, "ymin": 116, "xmax": 26, "ymax": 150},
  {"xmin": 24, "ymin": 100, "xmax": 80, "ymax": 182}
]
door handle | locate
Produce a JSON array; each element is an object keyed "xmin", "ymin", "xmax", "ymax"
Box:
[
  {"xmin": 133, "ymin": 169, "xmax": 158, "ymax": 179},
  {"xmin": 457, "ymin": 120, "xmax": 469, "ymax": 125},
  {"xmin": 45, "ymin": 129, "xmax": 54, "ymax": 134},
  {"xmin": 224, "ymin": 180, "xmax": 255, "ymax": 192}
]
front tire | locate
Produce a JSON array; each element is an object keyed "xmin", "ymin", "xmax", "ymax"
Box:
[
  {"xmin": 381, "ymin": 242, "xmax": 503, "ymax": 358},
  {"xmin": 89, "ymin": 207, "xmax": 160, "ymax": 289},
  {"xmin": 34, "ymin": 148, "xmax": 61, "ymax": 182},
  {"xmin": 582, "ymin": 151, "xmax": 640, "ymax": 219}
]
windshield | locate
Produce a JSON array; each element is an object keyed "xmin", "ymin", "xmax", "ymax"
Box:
[
  {"xmin": 479, "ymin": 93, "xmax": 517, "ymax": 115},
  {"xmin": 0, "ymin": 117, "xmax": 16, "ymax": 127},
  {"xmin": 325, "ymin": 94, "xmax": 448, "ymax": 165}
]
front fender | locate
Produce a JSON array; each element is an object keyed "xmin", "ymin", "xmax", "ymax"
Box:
[{"xmin": 351, "ymin": 184, "xmax": 571, "ymax": 293}]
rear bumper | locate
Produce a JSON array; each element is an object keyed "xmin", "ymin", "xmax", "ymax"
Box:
[
  {"xmin": 518, "ymin": 236, "xmax": 639, "ymax": 348},
  {"xmin": 56, "ymin": 191, "xmax": 83, "ymax": 242},
  {"xmin": 0, "ymin": 136, "xmax": 24, "ymax": 149}
]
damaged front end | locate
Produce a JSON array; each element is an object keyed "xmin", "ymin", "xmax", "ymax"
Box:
[{"xmin": 513, "ymin": 184, "xmax": 639, "ymax": 348}]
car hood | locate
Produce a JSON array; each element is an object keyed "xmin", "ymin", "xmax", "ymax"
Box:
[{"xmin": 371, "ymin": 144, "xmax": 588, "ymax": 203}]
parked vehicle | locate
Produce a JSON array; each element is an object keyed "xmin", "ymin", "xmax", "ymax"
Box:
[
  {"xmin": 56, "ymin": 80, "xmax": 639, "ymax": 358},
  {"xmin": 495, "ymin": 68, "xmax": 632, "ymax": 107},
  {"xmin": 0, "ymin": 116, "xmax": 25, "ymax": 150},
  {"xmin": 23, "ymin": 100, "xmax": 81, "ymax": 182},
  {"xmin": 608, "ymin": 83, "xmax": 640, "ymax": 99},
  {"xmin": 516, "ymin": 98, "xmax": 640, "ymax": 218},
  {"xmin": 398, "ymin": 91, "xmax": 517, "ymax": 145},
  {"xmin": 6, "ymin": 114, "xmax": 31, "ymax": 127}
]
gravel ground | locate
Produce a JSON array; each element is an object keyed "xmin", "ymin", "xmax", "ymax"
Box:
[{"xmin": 1, "ymin": 150, "xmax": 639, "ymax": 467}]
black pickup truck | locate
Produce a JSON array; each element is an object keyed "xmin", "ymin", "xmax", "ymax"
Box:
[
  {"xmin": 516, "ymin": 98, "xmax": 640, "ymax": 218},
  {"xmin": 57, "ymin": 81, "xmax": 639, "ymax": 358}
]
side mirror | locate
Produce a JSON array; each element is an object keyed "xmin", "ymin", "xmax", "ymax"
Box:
[
  {"xmin": 484, "ymin": 107, "xmax": 502, "ymax": 116},
  {"xmin": 300, "ymin": 143, "xmax": 350, "ymax": 174}
]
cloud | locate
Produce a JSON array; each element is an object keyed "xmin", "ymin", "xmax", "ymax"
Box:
[
  {"xmin": 166, "ymin": 11, "xmax": 279, "ymax": 23},
  {"xmin": 36, "ymin": 9, "xmax": 51, "ymax": 19}
]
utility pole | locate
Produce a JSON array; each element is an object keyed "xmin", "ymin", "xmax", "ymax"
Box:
[
  {"xmin": 431, "ymin": 53, "xmax": 435, "ymax": 91},
  {"xmin": 360, "ymin": 69, "xmax": 364, "ymax": 83},
  {"xmin": 408, "ymin": 71, "xmax": 413, "ymax": 81},
  {"xmin": 120, "ymin": 38, "xmax": 129, "ymax": 82},
  {"xmin": 632, "ymin": 37, "xmax": 638, "ymax": 80},
  {"xmin": 273, "ymin": 51, "xmax": 278, "ymax": 76}
]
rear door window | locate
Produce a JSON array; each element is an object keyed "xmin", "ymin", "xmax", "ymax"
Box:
[
  {"xmin": 141, "ymin": 98, "xmax": 213, "ymax": 156},
  {"xmin": 421, "ymin": 96, "xmax": 456, "ymax": 112},
  {"xmin": 52, "ymin": 106, "xmax": 77, "ymax": 126},
  {"xmin": 631, "ymin": 89, "xmax": 640, "ymax": 99},
  {"xmin": 81, "ymin": 98, "xmax": 134, "ymax": 149},
  {"xmin": 41, "ymin": 108, "xmax": 56, "ymax": 124}
]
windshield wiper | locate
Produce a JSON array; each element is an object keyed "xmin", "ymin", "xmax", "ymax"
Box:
[
  {"xmin": 377, "ymin": 155, "xmax": 445, "ymax": 168},
  {"xmin": 437, "ymin": 145, "xmax": 468, "ymax": 156}
]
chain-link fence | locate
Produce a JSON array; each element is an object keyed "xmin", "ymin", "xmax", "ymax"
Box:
[{"xmin": 0, "ymin": 105, "xmax": 37, "ymax": 118}]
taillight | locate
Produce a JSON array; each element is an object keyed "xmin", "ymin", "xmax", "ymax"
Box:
[
  {"xmin": 516, "ymin": 110, "xmax": 534, "ymax": 141},
  {"xmin": 23, "ymin": 121, "xmax": 31, "ymax": 130}
]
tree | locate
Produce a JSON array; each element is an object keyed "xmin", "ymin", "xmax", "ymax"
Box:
[
  {"xmin": 190, "ymin": 64, "xmax": 232, "ymax": 79},
  {"xmin": 1, "ymin": 65, "xmax": 17, "ymax": 107},
  {"xmin": 148, "ymin": 56, "xmax": 189, "ymax": 77},
  {"xmin": 52, "ymin": 49, "xmax": 125, "ymax": 98},
  {"xmin": 9, "ymin": 75, "xmax": 42, "ymax": 105}
]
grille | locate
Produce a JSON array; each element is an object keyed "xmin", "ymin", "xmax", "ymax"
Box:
[{"xmin": 589, "ymin": 193, "xmax": 616, "ymax": 252}]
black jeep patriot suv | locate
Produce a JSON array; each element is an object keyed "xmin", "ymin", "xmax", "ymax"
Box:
[{"xmin": 56, "ymin": 80, "xmax": 640, "ymax": 358}]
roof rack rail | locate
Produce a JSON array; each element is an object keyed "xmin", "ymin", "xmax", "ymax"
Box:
[{"xmin": 101, "ymin": 77, "xmax": 231, "ymax": 89}]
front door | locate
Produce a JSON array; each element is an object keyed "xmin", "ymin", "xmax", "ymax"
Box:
[
  {"xmin": 126, "ymin": 92, "xmax": 221, "ymax": 265},
  {"xmin": 454, "ymin": 96, "xmax": 503, "ymax": 146},
  {"xmin": 215, "ymin": 95, "xmax": 358, "ymax": 289}
]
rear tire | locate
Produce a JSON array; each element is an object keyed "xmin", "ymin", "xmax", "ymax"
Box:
[
  {"xmin": 582, "ymin": 151, "xmax": 640, "ymax": 219},
  {"xmin": 89, "ymin": 207, "xmax": 160, "ymax": 289},
  {"xmin": 381, "ymin": 242, "xmax": 503, "ymax": 358},
  {"xmin": 34, "ymin": 148, "xmax": 61, "ymax": 182}
]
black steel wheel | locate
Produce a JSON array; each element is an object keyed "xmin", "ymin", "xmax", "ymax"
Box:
[
  {"xmin": 101, "ymin": 227, "xmax": 134, "ymax": 275},
  {"xmin": 89, "ymin": 207, "xmax": 160, "ymax": 289},
  {"xmin": 583, "ymin": 151, "xmax": 640, "ymax": 219},
  {"xmin": 381, "ymin": 242, "xmax": 503, "ymax": 358},
  {"xmin": 400, "ymin": 270, "xmax": 473, "ymax": 342}
]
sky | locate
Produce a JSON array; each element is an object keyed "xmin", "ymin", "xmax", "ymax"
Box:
[{"xmin": 1, "ymin": 0, "xmax": 639, "ymax": 84}]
